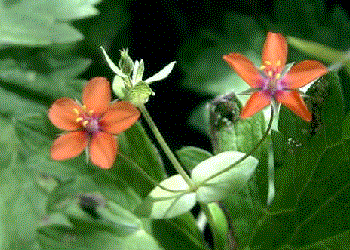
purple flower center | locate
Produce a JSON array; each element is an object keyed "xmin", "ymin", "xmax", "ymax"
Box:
[
  {"xmin": 73, "ymin": 106, "xmax": 101, "ymax": 134},
  {"xmin": 259, "ymin": 62, "xmax": 287, "ymax": 96}
]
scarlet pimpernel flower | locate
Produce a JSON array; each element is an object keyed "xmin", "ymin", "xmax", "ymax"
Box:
[
  {"xmin": 48, "ymin": 77, "xmax": 140, "ymax": 169},
  {"xmin": 223, "ymin": 32, "xmax": 328, "ymax": 121}
]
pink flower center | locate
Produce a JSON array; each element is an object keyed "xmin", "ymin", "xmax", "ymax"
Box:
[
  {"xmin": 73, "ymin": 106, "xmax": 101, "ymax": 134},
  {"xmin": 259, "ymin": 60, "xmax": 284, "ymax": 95}
]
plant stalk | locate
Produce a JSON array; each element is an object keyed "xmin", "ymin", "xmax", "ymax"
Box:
[{"xmin": 139, "ymin": 104, "xmax": 194, "ymax": 187}]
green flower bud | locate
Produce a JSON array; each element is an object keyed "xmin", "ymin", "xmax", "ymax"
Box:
[
  {"xmin": 119, "ymin": 49, "xmax": 134, "ymax": 76},
  {"xmin": 124, "ymin": 81, "xmax": 154, "ymax": 106}
]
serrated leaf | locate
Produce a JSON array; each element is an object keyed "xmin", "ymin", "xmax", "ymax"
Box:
[
  {"xmin": 149, "ymin": 175, "xmax": 196, "ymax": 219},
  {"xmin": 145, "ymin": 61, "xmax": 176, "ymax": 83},
  {"xmin": 192, "ymin": 151, "xmax": 258, "ymax": 203}
]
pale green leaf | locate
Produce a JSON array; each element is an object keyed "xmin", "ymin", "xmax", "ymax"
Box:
[
  {"xmin": 112, "ymin": 75, "xmax": 126, "ymax": 99},
  {"xmin": 192, "ymin": 151, "xmax": 258, "ymax": 203},
  {"xmin": 132, "ymin": 60, "xmax": 145, "ymax": 85},
  {"xmin": 145, "ymin": 61, "xmax": 176, "ymax": 83},
  {"xmin": 100, "ymin": 46, "xmax": 127, "ymax": 77},
  {"xmin": 149, "ymin": 175, "xmax": 196, "ymax": 219}
]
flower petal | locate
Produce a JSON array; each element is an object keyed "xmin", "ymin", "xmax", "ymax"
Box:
[
  {"xmin": 275, "ymin": 90, "xmax": 311, "ymax": 121},
  {"xmin": 283, "ymin": 60, "xmax": 328, "ymax": 89},
  {"xmin": 223, "ymin": 53, "xmax": 262, "ymax": 88},
  {"xmin": 48, "ymin": 97, "xmax": 82, "ymax": 131},
  {"xmin": 262, "ymin": 32, "xmax": 287, "ymax": 70},
  {"xmin": 51, "ymin": 132, "xmax": 88, "ymax": 160},
  {"xmin": 89, "ymin": 132, "xmax": 117, "ymax": 169},
  {"xmin": 100, "ymin": 101, "xmax": 140, "ymax": 134},
  {"xmin": 82, "ymin": 77, "xmax": 111, "ymax": 115},
  {"xmin": 240, "ymin": 91, "xmax": 271, "ymax": 119}
]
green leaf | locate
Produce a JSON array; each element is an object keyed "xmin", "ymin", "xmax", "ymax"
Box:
[
  {"xmin": 273, "ymin": 72, "xmax": 345, "ymax": 211},
  {"xmin": 152, "ymin": 212, "xmax": 208, "ymax": 250},
  {"xmin": 205, "ymin": 202, "xmax": 230, "ymax": 250},
  {"xmin": 149, "ymin": 174, "xmax": 196, "ymax": 219},
  {"xmin": 290, "ymin": 142, "xmax": 350, "ymax": 247},
  {"xmin": 14, "ymin": 112, "xmax": 52, "ymax": 155},
  {"xmin": 213, "ymin": 111, "xmax": 266, "ymax": 155},
  {"xmin": 0, "ymin": 56, "xmax": 90, "ymax": 103},
  {"xmin": 176, "ymin": 146, "xmax": 213, "ymax": 172},
  {"xmin": 287, "ymin": 36, "xmax": 344, "ymax": 64},
  {"xmin": 296, "ymin": 230, "xmax": 350, "ymax": 250},
  {"xmin": 37, "ymin": 224, "xmax": 162, "ymax": 250},
  {"xmin": 221, "ymin": 179, "xmax": 264, "ymax": 249},
  {"xmin": 0, "ymin": 162, "xmax": 49, "ymax": 249},
  {"xmin": 0, "ymin": 0, "xmax": 101, "ymax": 46},
  {"xmin": 117, "ymin": 122, "xmax": 166, "ymax": 198},
  {"xmin": 249, "ymin": 210, "xmax": 297, "ymax": 250},
  {"xmin": 192, "ymin": 151, "xmax": 258, "ymax": 203}
]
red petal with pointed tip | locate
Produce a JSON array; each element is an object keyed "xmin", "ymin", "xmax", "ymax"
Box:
[
  {"xmin": 275, "ymin": 90, "xmax": 312, "ymax": 121},
  {"xmin": 100, "ymin": 101, "xmax": 140, "ymax": 134},
  {"xmin": 240, "ymin": 91, "xmax": 271, "ymax": 119},
  {"xmin": 51, "ymin": 131, "xmax": 88, "ymax": 160},
  {"xmin": 262, "ymin": 32, "xmax": 287, "ymax": 70},
  {"xmin": 283, "ymin": 60, "xmax": 328, "ymax": 89},
  {"xmin": 89, "ymin": 132, "xmax": 118, "ymax": 169},
  {"xmin": 82, "ymin": 77, "xmax": 111, "ymax": 115},
  {"xmin": 48, "ymin": 97, "xmax": 82, "ymax": 131},
  {"xmin": 223, "ymin": 53, "xmax": 263, "ymax": 88}
]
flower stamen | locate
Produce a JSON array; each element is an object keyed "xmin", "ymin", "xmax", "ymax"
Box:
[
  {"xmin": 73, "ymin": 108, "xmax": 80, "ymax": 115},
  {"xmin": 76, "ymin": 117, "xmax": 83, "ymax": 122},
  {"xmin": 82, "ymin": 120, "xmax": 89, "ymax": 127}
]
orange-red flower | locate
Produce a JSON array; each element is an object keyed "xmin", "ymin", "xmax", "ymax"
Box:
[
  {"xmin": 223, "ymin": 32, "xmax": 328, "ymax": 121},
  {"xmin": 48, "ymin": 77, "xmax": 140, "ymax": 169}
]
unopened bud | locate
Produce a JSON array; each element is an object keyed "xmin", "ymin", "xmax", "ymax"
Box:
[{"xmin": 119, "ymin": 49, "xmax": 134, "ymax": 76}]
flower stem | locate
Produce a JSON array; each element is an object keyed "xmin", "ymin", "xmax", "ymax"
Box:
[
  {"xmin": 200, "ymin": 202, "xmax": 230, "ymax": 250},
  {"xmin": 201, "ymin": 106, "xmax": 274, "ymax": 184},
  {"xmin": 139, "ymin": 104, "xmax": 194, "ymax": 187}
]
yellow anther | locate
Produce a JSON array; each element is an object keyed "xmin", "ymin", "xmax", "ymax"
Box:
[
  {"xmin": 88, "ymin": 110, "xmax": 94, "ymax": 115},
  {"xmin": 82, "ymin": 105, "xmax": 87, "ymax": 111},
  {"xmin": 267, "ymin": 70, "xmax": 273, "ymax": 77},
  {"xmin": 276, "ymin": 60, "xmax": 281, "ymax": 66},
  {"xmin": 73, "ymin": 108, "xmax": 80, "ymax": 115},
  {"xmin": 275, "ymin": 73, "xmax": 281, "ymax": 80},
  {"xmin": 264, "ymin": 61, "xmax": 272, "ymax": 66},
  {"xmin": 76, "ymin": 117, "xmax": 83, "ymax": 122},
  {"xmin": 259, "ymin": 65, "xmax": 266, "ymax": 70},
  {"xmin": 82, "ymin": 120, "xmax": 89, "ymax": 127}
]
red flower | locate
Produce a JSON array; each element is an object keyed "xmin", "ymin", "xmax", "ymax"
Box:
[
  {"xmin": 223, "ymin": 32, "xmax": 328, "ymax": 121},
  {"xmin": 48, "ymin": 77, "xmax": 140, "ymax": 169}
]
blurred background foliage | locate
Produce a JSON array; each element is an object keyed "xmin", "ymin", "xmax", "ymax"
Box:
[{"xmin": 0, "ymin": 0, "xmax": 349, "ymax": 249}]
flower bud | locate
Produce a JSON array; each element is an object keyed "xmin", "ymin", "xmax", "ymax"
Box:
[
  {"xmin": 208, "ymin": 92, "xmax": 242, "ymax": 153},
  {"xmin": 124, "ymin": 81, "xmax": 154, "ymax": 106},
  {"xmin": 119, "ymin": 49, "xmax": 134, "ymax": 76}
]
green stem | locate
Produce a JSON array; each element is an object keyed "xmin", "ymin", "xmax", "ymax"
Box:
[
  {"xmin": 119, "ymin": 153, "xmax": 185, "ymax": 193},
  {"xmin": 201, "ymin": 106, "xmax": 274, "ymax": 184},
  {"xmin": 139, "ymin": 104, "xmax": 194, "ymax": 187},
  {"xmin": 200, "ymin": 203, "xmax": 230, "ymax": 250}
]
